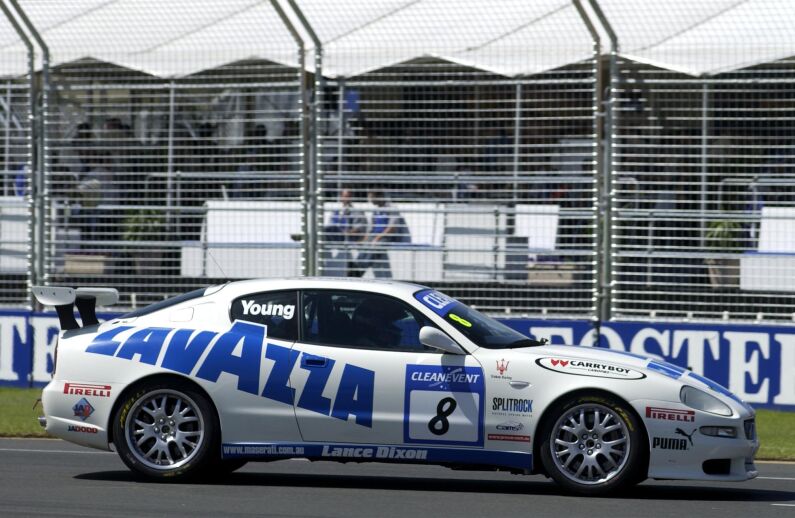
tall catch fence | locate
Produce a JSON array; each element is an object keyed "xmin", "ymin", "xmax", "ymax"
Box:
[
  {"xmin": 0, "ymin": 0, "xmax": 794, "ymax": 325},
  {"xmin": 605, "ymin": 0, "xmax": 795, "ymax": 322},
  {"xmin": 0, "ymin": 2, "xmax": 31, "ymax": 305}
]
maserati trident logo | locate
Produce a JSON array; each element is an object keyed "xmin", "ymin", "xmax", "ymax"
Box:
[
  {"xmin": 496, "ymin": 359, "xmax": 509, "ymax": 375},
  {"xmin": 675, "ymin": 427, "xmax": 696, "ymax": 447}
]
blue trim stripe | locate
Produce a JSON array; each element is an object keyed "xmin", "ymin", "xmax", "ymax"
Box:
[{"xmin": 221, "ymin": 442, "xmax": 531, "ymax": 471}]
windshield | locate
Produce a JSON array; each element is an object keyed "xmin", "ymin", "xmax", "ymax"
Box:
[{"xmin": 414, "ymin": 289, "xmax": 542, "ymax": 349}]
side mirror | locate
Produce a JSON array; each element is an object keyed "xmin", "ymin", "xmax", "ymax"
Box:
[{"xmin": 419, "ymin": 326, "xmax": 465, "ymax": 355}]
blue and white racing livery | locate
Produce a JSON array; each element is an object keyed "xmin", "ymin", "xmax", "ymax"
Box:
[{"xmin": 34, "ymin": 278, "xmax": 758, "ymax": 495}]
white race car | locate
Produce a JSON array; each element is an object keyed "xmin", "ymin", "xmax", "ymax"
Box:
[{"xmin": 34, "ymin": 279, "xmax": 759, "ymax": 495}]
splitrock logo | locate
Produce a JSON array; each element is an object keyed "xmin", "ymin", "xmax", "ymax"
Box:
[
  {"xmin": 240, "ymin": 300, "xmax": 295, "ymax": 320},
  {"xmin": 72, "ymin": 398, "xmax": 94, "ymax": 421},
  {"xmin": 492, "ymin": 397, "xmax": 533, "ymax": 416}
]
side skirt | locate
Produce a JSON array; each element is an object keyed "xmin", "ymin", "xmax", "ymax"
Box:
[{"xmin": 221, "ymin": 442, "xmax": 532, "ymax": 472}]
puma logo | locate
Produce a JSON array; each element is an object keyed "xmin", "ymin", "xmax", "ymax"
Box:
[{"xmin": 675, "ymin": 427, "xmax": 696, "ymax": 447}]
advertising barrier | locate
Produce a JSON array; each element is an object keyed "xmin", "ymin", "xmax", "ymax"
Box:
[{"xmin": 0, "ymin": 311, "xmax": 792, "ymax": 411}]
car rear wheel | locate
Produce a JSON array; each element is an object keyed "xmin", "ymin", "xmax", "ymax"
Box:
[
  {"xmin": 539, "ymin": 394, "xmax": 646, "ymax": 495},
  {"xmin": 113, "ymin": 380, "xmax": 217, "ymax": 480}
]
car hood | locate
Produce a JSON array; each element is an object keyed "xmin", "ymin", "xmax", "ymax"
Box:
[{"xmin": 512, "ymin": 344, "xmax": 754, "ymax": 415}]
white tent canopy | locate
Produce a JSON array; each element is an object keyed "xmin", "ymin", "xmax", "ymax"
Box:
[{"xmin": 0, "ymin": 0, "xmax": 793, "ymax": 79}]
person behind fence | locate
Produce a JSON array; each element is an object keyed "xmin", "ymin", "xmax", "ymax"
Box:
[
  {"xmin": 324, "ymin": 188, "xmax": 367, "ymax": 275},
  {"xmin": 350, "ymin": 190, "xmax": 410, "ymax": 278}
]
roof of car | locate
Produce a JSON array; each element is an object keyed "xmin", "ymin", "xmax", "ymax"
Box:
[{"xmin": 213, "ymin": 277, "xmax": 430, "ymax": 300}]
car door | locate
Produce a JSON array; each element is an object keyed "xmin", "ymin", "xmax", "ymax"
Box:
[
  {"xmin": 290, "ymin": 289, "xmax": 485, "ymax": 450},
  {"xmin": 221, "ymin": 289, "xmax": 302, "ymax": 444}
]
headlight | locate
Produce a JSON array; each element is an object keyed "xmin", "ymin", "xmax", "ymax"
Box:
[
  {"xmin": 680, "ymin": 386, "xmax": 733, "ymax": 417},
  {"xmin": 700, "ymin": 426, "xmax": 737, "ymax": 438}
]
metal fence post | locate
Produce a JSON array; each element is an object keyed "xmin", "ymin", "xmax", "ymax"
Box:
[
  {"xmin": 270, "ymin": 0, "xmax": 309, "ymax": 276},
  {"xmin": 286, "ymin": 0, "xmax": 322, "ymax": 277},
  {"xmin": 0, "ymin": 0, "xmax": 36, "ymax": 307},
  {"xmin": 8, "ymin": 0, "xmax": 49, "ymax": 294},
  {"xmin": 573, "ymin": 0, "xmax": 602, "ymax": 327},
  {"xmin": 586, "ymin": 0, "xmax": 617, "ymax": 323}
]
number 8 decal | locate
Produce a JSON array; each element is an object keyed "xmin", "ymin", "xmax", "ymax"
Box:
[
  {"xmin": 428, "ymin": 397, "xmax": 458, "ymax": 435},
  {"xmin": 404, "ymin": 364, "xmax": 484, "ymax": 446}
]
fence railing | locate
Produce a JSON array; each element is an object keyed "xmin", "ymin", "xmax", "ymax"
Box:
[{"xmin": 1, "ymin": 1, "xmax": 795, "ymax": 325}]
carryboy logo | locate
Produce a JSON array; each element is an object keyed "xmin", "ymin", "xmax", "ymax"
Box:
[
  {"xmin": 535, "ymin": 357, "xmax": 646, "ymax": 380},
  {"xmin": 240, "ymin": 300, "xmax": 295, "ymax": 320}
]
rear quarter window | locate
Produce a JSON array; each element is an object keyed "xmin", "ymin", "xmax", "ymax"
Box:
[{"xmin": 230, "ymin": 291, "xmax": 298, "ymax": 341}]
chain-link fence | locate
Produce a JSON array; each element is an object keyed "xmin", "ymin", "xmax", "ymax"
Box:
[
  {"xmin": 20, "ymin": 0, "xmax": 306, "ymax": 308},
  {"xmin": 612, "ymin": 58, "xmax": 795, "ymax": 322},
  {"xmin": 306, "ymin": 0, "xmax": 598, "ymax": 317},
  {"xmin": 606, "ymin": 0, "xmax": 795, "ymax": 323},
  {"xmin": 0, "ymin": 2, "xmax": 32, "ymax": 306},
  {"xmin": 1, "ymin": 0, "xmax": 795, "ymax": 324}
]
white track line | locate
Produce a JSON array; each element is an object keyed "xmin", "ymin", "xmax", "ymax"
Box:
[
  {"xmin": 771, "ymin": 504, "xmax": 795, "ymax": 507},
  {"xmin": 0, "ymin": 447, "xmax": 110, "ymax": 455},
  {"xmin": 758, "ymin": 477, "xmax": 795, "ymax": 481}
]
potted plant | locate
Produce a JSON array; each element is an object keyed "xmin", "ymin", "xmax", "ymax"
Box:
[
  {"xmin": 705, "ymin": 219, "xmax": 743, "ymax": 288},
  {"xmin": 123, "ymin": 209, "xmax": 165, "ymax": 274}
]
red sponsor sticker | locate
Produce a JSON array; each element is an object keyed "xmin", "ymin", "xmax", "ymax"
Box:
[
  {"xmin": 550, "ymin": 359, "xmax": 569, "ymax": 367},
  {"xmin": 64, "ymin": 383, "xmax": 111, "ymax": 398},
  {"xmin": 488, "ymin": 434, "xmax": 531, "ymax": 442},
  {"xmin": 645, "ymin": 406, "xmax": 695, "ymax": 422}
]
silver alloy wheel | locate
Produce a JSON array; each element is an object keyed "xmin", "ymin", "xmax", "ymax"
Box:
[
  {"xmin": 124, "ymin": 389, "xmax": 205, "ymax": 471},
  {"xmin": 549, "ymin": 403, "xmax": 630, "ymax": 485}
]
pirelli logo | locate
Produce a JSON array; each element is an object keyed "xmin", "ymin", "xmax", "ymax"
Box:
[
  {"xmin": 645, "ymin": 406, "xmax": 695, "ymax": 422},
  {"xmin": 64, "ymin": 383, "xmax": 111, "ymax": 398}
]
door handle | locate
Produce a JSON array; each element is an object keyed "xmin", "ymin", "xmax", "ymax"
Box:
[
  {"xmin": 509, "ymin": 380, "xmax": 530, "ymax": 389},
  {"xmin": 301, "ymin": 355, "xmax": 328, "ymax": 368}
]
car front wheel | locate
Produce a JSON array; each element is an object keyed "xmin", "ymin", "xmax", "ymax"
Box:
[{"xmin": 539, "ymin": 394, "xmax": 647, "ymax": 495}]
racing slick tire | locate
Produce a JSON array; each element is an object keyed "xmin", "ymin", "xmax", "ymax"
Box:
[
  {"xmin": 538, "ymin": 393, "xmax": 647, "ymax": 496},
  {"xmin": 113, "ymin": 379, "xmax": 218, "ymax": 481}
]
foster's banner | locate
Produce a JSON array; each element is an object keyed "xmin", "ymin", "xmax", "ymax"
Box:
[{"xmin": 0, "ymin": 311, "xmax": 792, "ymax": 411}]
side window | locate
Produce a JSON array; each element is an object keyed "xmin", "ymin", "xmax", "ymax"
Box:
[
  {"xmin": 302, "ymin": 290, "xmax": 434, "ymax": 352},
  {"xmin": 230, "ymin": 291, "xmax": 298, "ymax": 341}
]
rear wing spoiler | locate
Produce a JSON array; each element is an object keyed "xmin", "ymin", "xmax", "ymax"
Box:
[{"xmin": 32, "ymin": 286, "xmax": 119, "ymax": 330}]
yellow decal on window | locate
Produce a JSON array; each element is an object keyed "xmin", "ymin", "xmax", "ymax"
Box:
[{"xmin": 449, "ymin": 313, "xmax": 472, "ymax": 328}]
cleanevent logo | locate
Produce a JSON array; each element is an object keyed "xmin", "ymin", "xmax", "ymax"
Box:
[{"xmin": 85, "ymin": 322, "xmax": 374, "ymax": 427}]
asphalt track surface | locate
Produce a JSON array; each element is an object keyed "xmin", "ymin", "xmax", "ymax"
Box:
[{"xmin": 1, "ymin": 438, "xmax": 793, "ymax": 518}]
